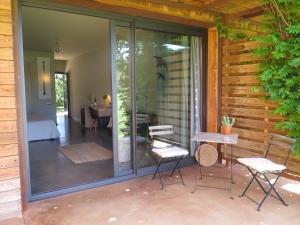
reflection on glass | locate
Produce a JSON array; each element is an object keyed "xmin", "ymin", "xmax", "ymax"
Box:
[
  {"xmin": 116, "ymin": 26, "xmax": 132, "ymax": 171},
  {"xmin": 135, "ymin": 29, "xmax": 194, "ymax": 168}
]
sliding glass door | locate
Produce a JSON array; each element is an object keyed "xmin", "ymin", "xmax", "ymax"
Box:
[
  {"xmin": 135, "ymin": 29, "xmax": 201, "ymax": 169},
  {"xmin": 112, "ymin": 22, "xmax": 134, "ymax": 176},
  {"xmin": 112, "ymin": 20, "xmax": 205, "ymax": 175}
]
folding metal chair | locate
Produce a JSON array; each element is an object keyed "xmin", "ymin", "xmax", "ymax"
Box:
[
  {"xmin": 238, "ymin": 133, "xmax": 295, "ymax": 211},
  {"xmin": 149, "ymin": 125, "xmax": 189, "ymax": 190}
]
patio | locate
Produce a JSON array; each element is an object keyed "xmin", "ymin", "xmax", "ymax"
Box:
[
  {"xmin": 3, "ymin": 164, "xmax": 300, "ymax": 225},
  {"xmin": 1, "ymin": 0, "xmax": 300, "ymax": 223}
]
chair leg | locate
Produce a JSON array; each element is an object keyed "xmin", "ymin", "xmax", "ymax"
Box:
[
  {"xmin": 262, "ymin": 174, "xmax": 288, "ymax": 207},
  {"xmin": 170, "ymin": 156, "xmax": 183, "ymax": 177},
  {"xmin": 153, "ymin": 159, "xmax": 164, "ymax": 190},
  {"xmin": 178, "ymin": 167, "xmax": 185, "ymax": 185},
  {"xmin": 94, "ymin": 120, "xmax": 97, "ymax": 133},
  {"xmin": 169, "ymin": 156, "xmax": 185, "ymax": 185},
  {"xmin": 240, "ymin": 167, "xmax": 288, "ymax": 211},
  {"xmin": 239, "ymin": 168, "xmax": 256, "ymax": 197},
  {"xmin": 158, "ymin": 168, "xmax": 164, "ymax": 190},
  {"xmin": 257, "ymin": 183, "xmax": 273, "ymax": 211},
  {"xmin": 152, "ymin": 158, "xmax": 162, "ymax": 180}
]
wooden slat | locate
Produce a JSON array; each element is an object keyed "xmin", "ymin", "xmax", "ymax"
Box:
[
  {"xmin": 0, "ymin": 121, "xmax": 16, "ymax": 133},
  {"xmin": 0, "ymin": 144, "xmax": 18, "ymax": 158},
  {"xmin": 223, "ymin": 41, "xmax": 262, "ymax": 53},
  {"xmin": 0, "ymin": 84, "xmax": 15, "ymax": 96},
  {"xmin": 0, "ymin": 47, "xmax": 13, "ymax": 60},
  {"xmin": 0, "ymin": 109, "xmax": 16, "ymax": 120},
  {"xmin": 222, "ymin": 86, "xmax": 267, "ymax": 96},
  {"xmin": 222, "ymin": 97, "xmax": 278, "ymax": 108},
  {"xmin": 231, "ymin": 127, "xmax": 269, "ymax": 141},
  {"xmin": 269, "ymin": 140, "xmax": 292, "ymax": 150},
  {"xmin": 236, "ymin": 138, "xmax": 265, "ymax": 152},
  {"xmin": 0, "ymin": 0, "xmax": 11, "ymax": 10},
  {"xmin": 0, "ymin": 0, "xmax": 23, "ymax": 218},
  {"xmin": 0, "ymin": 35, "xmax": 12, "ymax": 48},
  {"xmin": 0, "ymin": 60, "xmax": 14, "ymax": 72},
  {"xmin": 0, "ymin": 189, "xmax": 21, "ymax": 204},
  {"xmin": 222, "ymin": 146, "xmax": 261, "ymax": 158},
  {"xmin": 223, "ymin": 52, "xmax": 263, "ymax": 64},
  {"xmin": 0, "ymin": 22, "xmax": 12, "ymax": 35},
  {"xmin": 0, "ymin": 167, "xmax": 19, "ymax": 181},
  {"xmin": 221, "ymin": 39, "xmax": 300, "ymax": 177},
  {"xmin": 223, "ymin": 63, "xmax": 260, "ymax": 74},
  {"xmin": 234, "ymin": 118, "xmax": 277, "ymax": 130},
  {"xmin": 222, "ymin": 107, "xmax": 284, "ymax": 120},
  {"xmin": 0, "ymin": 72, "xmax": 14, "ymax": 84},
  {"xmin": 0, "ymin": 9, "xmax": 11, "ymax": 23},
  {"xmin": 0, "ymin": 132, "xmax": 18, "ymax": 145},
  {"xmin": 0, "ymin": 178, "xmax": 20, "ymax": 192},
  {"xmin": 0, "ymin": 155, "xmax": 18, "ymax": 169},
  {"xmin": 0, "ymin": 97, "xmax": 15, "ymax": 108},
  {"xmin": 222, "ymin": 75, "xmax": 260, "ymax": 85},
  {"xmin": 0, "ymin": 200, "xmax": 22, "ymax": 220}
]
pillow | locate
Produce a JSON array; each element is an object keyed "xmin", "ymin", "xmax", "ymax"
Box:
[{"xmin": 152, "ymin": 140, "xmax": 171, "ymax": 148}]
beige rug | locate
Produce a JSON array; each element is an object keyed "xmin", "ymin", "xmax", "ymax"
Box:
[{"xmin": 58, "ymin": 142, "xmax": 112, "ymax": 164}]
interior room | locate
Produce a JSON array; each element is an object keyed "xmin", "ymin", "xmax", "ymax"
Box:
[{"xmin": 22, "ymin": 6, "xmax": 114, "ymax": 195}]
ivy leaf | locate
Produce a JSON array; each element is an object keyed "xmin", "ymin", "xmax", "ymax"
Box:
[
  {"xmin": 286, "ymin": 24, "xmax": 300, "ymax": 34},
  {"xmin": 289, "ymin": 58, "xmax": 300, "ymax": 67},
  {"xmin": 292, "ymin": 139, "xmax": 300, "ymax": 157}
]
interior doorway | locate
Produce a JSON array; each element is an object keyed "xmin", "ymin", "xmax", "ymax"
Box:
[{"xmin": 55, "ymin": 73, "xmax": 69, "ymax": 117}]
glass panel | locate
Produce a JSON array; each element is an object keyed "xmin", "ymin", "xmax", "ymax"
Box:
[
  {"xmin": 190, "ymin": 36, "xmax": 202, "ymax": 156},
  {"xmin": 135, "ymin": 29, "xmax": 192, "ymax": 168},
  {"xmin": 116, "ymin": 26, "xmax": 132, "ymax": 172},
  {"xmin": 23, "ymin": 6, "xmax": 115, "ymax": 195}
]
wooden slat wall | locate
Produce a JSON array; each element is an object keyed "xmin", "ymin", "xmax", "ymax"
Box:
[
  {"xmin": 0, "ymin": 0, "xmax": 22, "ymax": 220},
  {"xmin": 221, "ymin": 38, "xmax": 300, "ymax": 177}
]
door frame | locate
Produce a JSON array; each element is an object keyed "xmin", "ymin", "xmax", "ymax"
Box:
[
  {"xmin": 54, "ymin": 72, "xmax": 70, "ymax": 117},
  {"xmin": 16, "ymin": 0, "xmax": 208, "ymax": 202}
]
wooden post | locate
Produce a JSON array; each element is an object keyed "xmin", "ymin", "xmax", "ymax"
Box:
[{"xmin": 207, "ymin": 27, "xmax": 222, "ymax": 162}]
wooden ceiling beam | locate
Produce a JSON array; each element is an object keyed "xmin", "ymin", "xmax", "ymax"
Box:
[
  {"xmin": 201, "ymin": 0, "xmax": 230, "ymax": 9},
  {"xmin": 50, "ymin": 0, "xmax": 217, "ymax": 27},
  {"xmin": 89, "ymin": 0, "xmax": 217, "ymax": 27},
  {"xmin": 231, "ymin": 6, "xmax": 265, "ymax": 19}
]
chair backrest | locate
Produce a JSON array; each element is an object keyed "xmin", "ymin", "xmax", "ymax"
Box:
[
  {"xmin": 149, "ymin": 125, "xmax": 173, "ymax": 138},
  {"xmin": 265, "ymin": 133, "xmax": 296, "ymax": 166},
  {"xmin": 89, "ymin": 106, "xmax": 98, "ymax": 119},
  {"xmin": 137, "ymin": 113, "xmax": 149, "ymax": 125}
]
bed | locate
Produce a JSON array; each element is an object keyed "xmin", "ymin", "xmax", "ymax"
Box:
[{"xmin": 27, "ymin": 114, "xmax": 60, "ymax": 141}]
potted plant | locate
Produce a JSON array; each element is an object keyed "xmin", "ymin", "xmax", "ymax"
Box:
[{"xmin": 222, "ymin": 116, "xmax": 235, "ymax": 135}]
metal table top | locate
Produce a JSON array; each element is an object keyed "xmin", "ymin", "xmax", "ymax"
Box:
[{"xmin": 191, "ymin": 132, "xmax": 238, "ymax": 145}]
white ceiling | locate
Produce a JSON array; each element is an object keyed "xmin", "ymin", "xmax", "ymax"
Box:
[{"xmin": 22, "ymin": 7, "xmax": 110, "ymax": 60}]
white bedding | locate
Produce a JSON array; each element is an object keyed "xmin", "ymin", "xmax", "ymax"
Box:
[{"xmin": 27, "ymin": 114, "xmax": 60, "ymax": 141}]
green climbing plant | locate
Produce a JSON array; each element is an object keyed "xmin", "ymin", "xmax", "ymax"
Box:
[{"xmin": 216, "ymin": 0, "xmax": 300, "ymax": 156}]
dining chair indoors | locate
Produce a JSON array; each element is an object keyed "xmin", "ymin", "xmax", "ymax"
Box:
[{"xmin": 88, "ymin": 106, "xmax": 99, "ymax": 133}]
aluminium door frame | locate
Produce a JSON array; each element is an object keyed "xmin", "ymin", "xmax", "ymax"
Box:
[{"xmin": 18, "ymin": 0, "xmax": 208, "ymax": 202}]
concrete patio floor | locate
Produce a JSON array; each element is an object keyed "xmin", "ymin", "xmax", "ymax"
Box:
[{"xmin": 1, "ymin": 164, "xmax": 300, "ymax": 225}]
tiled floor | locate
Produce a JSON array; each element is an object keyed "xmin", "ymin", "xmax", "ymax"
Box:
[
  {"xmin": 2, "ymin": 164, "xmax": 300, "ymax": 225},
  {"xmin": 29, "ymin": 114, "xmax": 114, "ymax": 194}
]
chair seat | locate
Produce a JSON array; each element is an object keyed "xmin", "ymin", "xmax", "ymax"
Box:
[
  {"xmin": 152, "ymin": 146, "xmax": 189, "ymax": 158},
  {"xmin": 237, "ymin": 157, "xmax": 286, "ymax": 173}
]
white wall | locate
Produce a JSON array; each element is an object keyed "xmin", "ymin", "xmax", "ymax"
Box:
[
  {"xmin": 55, "ymin": 60, "xmax": 67, "ymax": 73},
  {"xmin": 24, "ymin": 51, "xmax": 57, "ymax": 122},
  {"xmin": 65, "ymin": 47, "xmax": 111, "ymax": 121}
]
